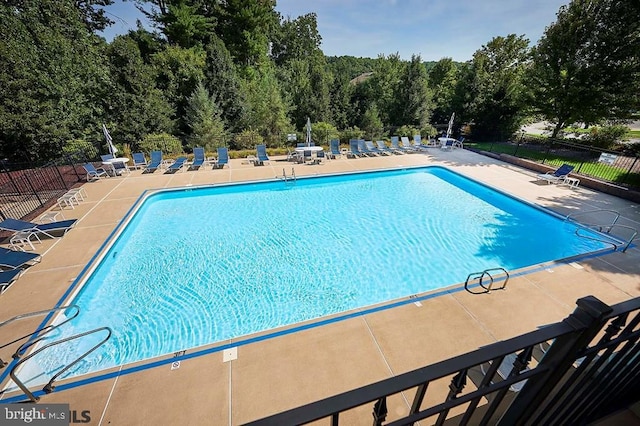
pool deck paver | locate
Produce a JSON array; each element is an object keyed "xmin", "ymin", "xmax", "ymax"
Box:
[{"xmin": 1, "ymin": 148, "xmax": 640, "ymax": 425}]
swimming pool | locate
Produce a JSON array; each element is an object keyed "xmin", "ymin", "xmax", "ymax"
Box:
[{"xmin": 16, "ymin": 166, "xmax": 615, "ymax": 382}]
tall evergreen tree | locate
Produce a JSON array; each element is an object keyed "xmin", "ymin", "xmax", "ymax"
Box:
[
  {"xmin": 216, "ymin": 0, "xmax": 278, "ymax": 66},
  {"xmin": 241, "ymin": 64, "xmax": 290, "ymax": 145},
  {"xmin": 203, "ymin": 36, "xmax": 247, "ymax": 133},
  {"xmin": 184, "ymin": 82, "xmax": 225, "ymax": 150}
]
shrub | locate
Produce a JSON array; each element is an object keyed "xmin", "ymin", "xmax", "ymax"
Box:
[
  {"xmin": 233, "ymin": 129, "xmax": 263, "ymax": 150},
  {"xmin": 584, "ymin": 125, "xmax": 629, "ymax": 149},
  {"xmin": 420, "ymin": 124, "xmax": 438, "ymax": 138},
  {"xmin": 139, "ymin": 133, "xmax": 183, "ymax": 155},
  {"xmin": 395, "ymin": 125, "xmax": 420, "ymax": 138},
  {"xmin": 340, "ymin": 126, "xmax": 364, "ymax": 142},
  {"xmin": 311, "ymin": 122, "xmax": 339, "ymax": 145}
]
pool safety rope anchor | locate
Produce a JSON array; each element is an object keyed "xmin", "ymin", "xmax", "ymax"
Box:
[{"xmin": 464, "ymin": 267, "xmax": 510, "ymax": 294}]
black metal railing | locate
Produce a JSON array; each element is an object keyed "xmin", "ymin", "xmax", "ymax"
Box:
[
  {"xmin": 470, "ymin": 138, "xmax": 640, "ymax": 190},
  {"xmin": 245, "ymin": 295, "xmax": 640, "ymax": 425},
  {"xmin": 0, "ymin": 155, "xmax": 87, "ymax": 221}
]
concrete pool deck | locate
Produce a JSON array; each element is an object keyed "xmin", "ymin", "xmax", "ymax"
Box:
[{"xmin": 1, "ymin": 148, "xmax": 639, "ymax": 425}]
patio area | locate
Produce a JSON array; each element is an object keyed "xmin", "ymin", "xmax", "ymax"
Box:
[{"xmin": 1, "ymin": 148, "xmax": 639, "ymax": 425}]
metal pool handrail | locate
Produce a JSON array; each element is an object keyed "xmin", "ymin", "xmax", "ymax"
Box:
[
  {"xmin": 9, "ymin": 326, "xmax": 112, "ymax": 402},
  {"xmin": 565, "ymin": 209, "xmax": 621, "ymax": 226},
  {"xmin": 464, "ymin": 267, "xmax": 510, "ymax": 294},
  {"xmin": 565, "ymin": 209, "xmax": 637, "ymax": 252},
  {"xmin": 0, "ymin": 305, "xmax": 80, "ymax": 368}
]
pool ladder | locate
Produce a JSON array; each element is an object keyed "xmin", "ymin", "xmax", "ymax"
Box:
[
  {"xmin": 464, "ymin": 267, "xmax": 510, "ymax": 294},
  {"xmin": 277, "ymin": 167, "xmax": 296, "ymax": 186},
  {"xmin": 565, "ymin": 209, "xmax": 638, "ymax": 252},
  {"xmin": 0, "ymin": 306, "xmax": 112, "ymax": 402}
]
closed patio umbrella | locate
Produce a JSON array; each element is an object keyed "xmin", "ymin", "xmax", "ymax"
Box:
[
  {"xmin": 103, "ymin": 124, "xmax": 118, "ymax": 157},
  {"xmin": 446, "ymin": 113, "xmax": 455, "ymax": 138},
  {"xmin": 306, "ymin": 117, "xmax": 312, "ymax": 147}
]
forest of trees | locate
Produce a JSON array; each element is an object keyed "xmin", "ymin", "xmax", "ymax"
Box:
[{"xmin": 0, "ymin": 0, "xmax": 638, "ymax": 163}]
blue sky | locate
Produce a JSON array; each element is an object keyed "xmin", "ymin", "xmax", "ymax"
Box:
[{"xmin": 100, "ymin": 0, "xmax": 569, "ymax": 61}]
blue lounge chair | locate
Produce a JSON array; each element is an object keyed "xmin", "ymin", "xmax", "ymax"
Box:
[
  {"xmin": 214, "ymin": 147, "xmax": 229, "ymax": 169},
  {"xmin": 132, "ymin": 152, "xmax": 148, "ymax": 169},
  {"xmin": 82, "ymin": 163, "xmax": 109, "ymax": 181},
  {"xmin": 537, "ymin": 164, "xmax": 575, "ymax": 184},
  {"xmin": 358, "ymin": 140, "xmax": 377, "ymax": 156},
  {"xmin": 412, "ymin": 135, "xmax": 431, "ymax": 150},
  {"xmin": 0, "ymin": 218, "xmax": 77, "ymax": 240},
  {"xmin": 376, "ymin": 140, "xmax": 395, "ymax": 155},
  {"xmin": 348, "ymin": 139, "xmax": 363, "ymax": 158},
  {"xmin": 328, "ymin": 139, "xmax": 341, "ymax": 159},
  {"xmin": 400, "ymin": 136, "xmax": 418, "ymax": 152},
  {"xmin": 100, "ymin": 154, "xmax": 114, "ymax": 162},
  {"xmin": 1, "ymin": 268, "xmax": 24, "ymax": 293},
  {"xmin": 255, "ymin": 144, "xmax": 270, "ymax": 166},
  {"xmin": 0, "ymin": 247, "xmax": 41, "ymax": 270},
  {"xmin": 145, "ymin": 150, "xmax": 163, "ymax": 173},
  {"xmin": 190, "ymin": 147, "xmax": 206, "ymax": 170},
  {"xmin": 365, "ymin": 140, "xmax": 386, "ymax": 156},
  {"xmin": 389, "ymin": 136, "xmax": 407, "ymax": 154},
  {"xmin": 165, "ymin": 156, "xmax": 187, "ymax": 173}
]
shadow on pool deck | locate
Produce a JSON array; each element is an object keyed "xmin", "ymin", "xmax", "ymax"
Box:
[{"xmin": 1, "ymin": 149, "xmax": 639, "ymax": 424}]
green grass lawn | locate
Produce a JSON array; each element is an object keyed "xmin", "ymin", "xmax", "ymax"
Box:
[{"xmin": 466, "ymin": 142, "xmax": 640, "ymax": 187}]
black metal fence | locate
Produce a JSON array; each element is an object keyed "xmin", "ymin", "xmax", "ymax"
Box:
[
  {"xmin": 471, "ymin": 138, "xmax": 640, "ymax": 190},
  {"xmin": 246, "ymin": 295, "xmax": 640, "ymax": 425},
  {"xmin": 0, "ymin": 155, "xmax": 87, "ymax": 222}
]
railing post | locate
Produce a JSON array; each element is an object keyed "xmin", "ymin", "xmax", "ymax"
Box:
[
  {"xmin": 498, "ymin": 296, "xmax": 612, "ymax": 424},
  {"xmin": 622, "ymin": 156, "xmax": 638, "ymax": 185},
  {"xmin": 24, "ymin": 172, "xmax": 45, "ymax": 208},
  {"xmin": 372, "ymin": 397, "xmax": 387, "ymax": 426},
  {"xmin": 53, "ymin": 162, "xmax": 69, "ymax": 190},
  {"xmin": 435, "ymin": 370, "xmax": 467, "ymax": 426}
]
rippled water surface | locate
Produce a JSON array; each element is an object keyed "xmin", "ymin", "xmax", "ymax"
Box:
[{"xmin": 28, "ymin": 167, "xmax": 611, "ymax": 379}]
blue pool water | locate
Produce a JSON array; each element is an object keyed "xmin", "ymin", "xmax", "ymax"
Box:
[{"xmin": 21, "ymin": 166, "xmax": 613, "ymax": 380}]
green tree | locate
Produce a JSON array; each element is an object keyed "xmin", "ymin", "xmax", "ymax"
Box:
[
  {"xmin": 76, "ymin": 0, "xmax": 114, "ymax": 32},
  {"xmin": 360, "ymin": 105, "xmax": 384, "ymax": 140},
  {"xmin": 105, "ymin": 35, "xmax": 174, "ymax": 149},
  {"xmin": 184, "ymin": 82, "xmax": 225, "ymax": 150},
  {"xmin": 328, "ymin": 78, "xmax": 354, "ymax": 130},
  {"xmin": 429, "ymin": 58, "xmax": 459, "ymax": 125},
  {"xmin": 271, "ymin": 12, "xmax": 322, "ymax": 66},
  {"xmin": 274, "ymin": 13, "xmax": 331, "ymax": 129},
  {"xmin": 216, "ymin": 0, "xmax": 278, "ymax": 66},
  {"xmin": 390, "ymin": 54, "xmax": 432, "ymax": 128},
  {"xmin": 157, "ymin": 1, "xmax": 214, "ymax": 48},
  {"xmin": 465, "ymin": 35, "xmax": 530, "ymax": 141},
  {"xmin": 0, "ymin": 0, "xmax": 110, "ymax": 161},
  {"xmin": 203, "ymin": 37, "xmax": 247, "ymax": 133},
  {"xmin": 370, "ymin": 53, "xmax": 405, "ymax": 127},
  {"xmin": 152, "ymin": 45, "xmax": 206, "ymax": 138},
  {"xmin": 527, "ymin": 0, "xmax": 640, "ymax": 138},
  {"xmin": 241, "ymin": 64, "xmax": 290, "ymax": 145},
  {"xmin": 310, "ymin": 121, "xmax": 339, "ymax": 146}
]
